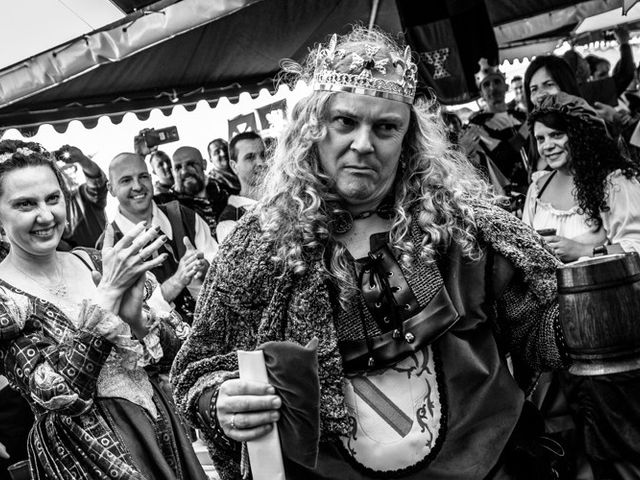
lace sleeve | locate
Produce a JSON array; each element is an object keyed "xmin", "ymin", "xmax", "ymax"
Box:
[{"xmin": 136, "ymin": 272, "xmax": 190, "ymax": 372}]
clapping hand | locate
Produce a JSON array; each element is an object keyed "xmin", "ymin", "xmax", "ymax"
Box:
[
  {"xmin": 459, "ymin": 124, "xmax": 484, "ymax": 157},
  {"xmin": 96, "ymin": 223, "xmax": 167, "ymax": 320},
  {"xmin": 184, "ymin": 237, "xmax": 209, "ymax": 281},
  {"xmin": 175, "ymin": 237, "xmax": 208, "ymax": 284},
  {"xmin": 160, "ymin": 237, "xmax": 208, "ymax": 303}
]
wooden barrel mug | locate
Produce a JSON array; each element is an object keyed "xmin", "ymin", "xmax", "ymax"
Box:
[{"xmin": 556, "ymin": 252, "xmax": 640, "ymax": 375}]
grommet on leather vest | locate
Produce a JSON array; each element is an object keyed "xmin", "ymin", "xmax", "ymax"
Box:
[{"xmin": 338, "ymin": 244, "xmax": 460, "ymax": 373}]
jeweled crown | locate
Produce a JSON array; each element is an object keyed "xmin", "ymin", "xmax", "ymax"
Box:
[
  {"xmin": 312, "ymin": 34, "xmax": 417, "ymax": 104},
  {"xmin": 474, "ymin": 58, "xmax": 504, "ymax": 87}
]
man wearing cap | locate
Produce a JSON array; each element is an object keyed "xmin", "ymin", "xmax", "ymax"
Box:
[{"xmin": 460, "ymin": 59, "xmax": 530, "ymax": 201}]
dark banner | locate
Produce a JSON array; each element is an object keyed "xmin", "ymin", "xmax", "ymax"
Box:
[
  {"xmin": 256, "ymin": 99, "xmax": 287, "ymax": 131},
  {"xmin": 396, "ymin": 0, "xmax": 498, "ymax": 105},
  {"xmin": 228, "ymin": 112, "xmax": 258, "ymax": 139}
]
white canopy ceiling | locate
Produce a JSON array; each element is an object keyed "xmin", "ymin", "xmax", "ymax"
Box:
[{"xmin": 0, "ymin": 0, "xmax": 125, "ymax": 70}]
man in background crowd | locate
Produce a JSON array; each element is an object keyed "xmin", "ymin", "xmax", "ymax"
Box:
[
  {"xmin": 507, "ymin": 75, "xmax": 527, "ymax": 113},
  {"xmin": 207, "ymin": 138, "xmax": 240, "ymax": 196},
  {"xmin": 149, "ymin": 150, "xmax": 175, "ymax": 198},
  {"xmin": 104, "ymin": 152, "xmax": 217, "ymax": 323},
  {"xmin": 163, "ymin": 146, "xmax": 229, "ymax": 235},
  {"xmin": 460, "ymin": 59, "xmax": 529, "ymax": 200},
  {"xmin": 217, "ymin": 131, "xmax": 266, "ymax": 243},
  {"xmin": 55, "ymin": 145, "xmax": 108, "ymax": 249}
]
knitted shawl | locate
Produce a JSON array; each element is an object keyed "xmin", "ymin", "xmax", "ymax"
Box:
[{"xmin": 171, "ymin": 200, "xmax": 564, "ymax": 479}]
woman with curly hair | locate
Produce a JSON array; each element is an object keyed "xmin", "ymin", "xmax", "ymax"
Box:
[
  {"xmin": 523, "ymin": 92, "xmax": 640, "ymax": 261},
  {"xmin": 0, "ymin": 140, "xmax": 207, "ymax": 480},
  {"xmin": 522, "ymin": 93, "xmax": 640, "ymax": 479},
  {"xmin": 172, "ymin": 26, "xmax": 566, "ymax": 480}
]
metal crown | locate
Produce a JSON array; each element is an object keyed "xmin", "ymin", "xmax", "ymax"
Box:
[
  {"xmin": 312, "ymin": 34, "xmax": 417, "ymax": 104},
  {"xmin": 474, "ymin": 57, "xmax": 504, "ymax": 87}
]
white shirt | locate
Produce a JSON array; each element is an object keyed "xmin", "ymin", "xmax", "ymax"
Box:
[
  {"xmin": 522, "ymin": 170, "xmax": 640, "ymax": 253},
  {"xmin": 113, "ymin": 201, "xmax": 219, "ymax": 304},
  {"xmin": 114, "ymin": 202, "xmax": 218, "ymax": 262},
  {"xmin": 216, "ymin": 195, "xmax": 257, "ymax": 244}
]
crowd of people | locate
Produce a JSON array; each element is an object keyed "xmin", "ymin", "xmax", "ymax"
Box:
[{"xmin": 1, "ymin": 22, "xmax": 640, "ymax": 480}]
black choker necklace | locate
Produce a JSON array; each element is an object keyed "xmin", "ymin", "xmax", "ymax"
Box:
[{"xmin": 328, "ymin": 193, "xmax": 396, "ymax": 235}]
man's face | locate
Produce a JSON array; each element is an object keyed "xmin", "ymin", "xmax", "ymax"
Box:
[
  {"xmin": 512, "ymin": 79, "xmax": 524, "ymax": 103},
  {"xmin": 109, "ymin": 155, "xmax": 153, "ymax": 217},
  {"xmin": 230, "ymin": 138, "xmax": 266, "ymax": 191},
  {"xmin": 317, "ymin": 92, "xmax": 410, "ymax": 213},
  {"xmin": 150, "ymin": 153, "xmax": 174, "ymax": 186},
  {"xmin": 208, "ymin": 142, "xmax": 229, "ymax": 170},
  {"xmin": 173, "ymin": 149, "xmax": 206, "ymax": 195},
  {"xmin": 480, "ymin": 75, "xmax": 507, "ymax": 112}
]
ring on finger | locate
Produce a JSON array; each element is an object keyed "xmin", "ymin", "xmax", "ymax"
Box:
[{"xmin": 230, "ymin": 412, "xmax": 237, "ymax": 430}]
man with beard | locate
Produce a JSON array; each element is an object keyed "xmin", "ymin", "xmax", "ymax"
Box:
[
  {"xmin": 216, "ymin": 132, "xmax": 266, "ymax": 243},
  {"xmin": 170, "ymin": 146, "xmax": 229, "ymax": 235},
  {"xmin": 207, "ymin": 138, "xmax": 240, "ymax": 196},
  {"xmin": 459, "ymin": 59, "xmax": 529, "ymax": 201},
  {"xmin": 103, "ymin": 152, "xmax": 217, "ymax": 324}
]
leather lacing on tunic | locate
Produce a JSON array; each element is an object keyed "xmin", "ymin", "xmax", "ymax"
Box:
[{"xmin": 334, "ymin": 233, "xmax": 460, "ymax": 374}]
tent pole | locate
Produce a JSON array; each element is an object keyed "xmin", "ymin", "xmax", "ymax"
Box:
[{"xmin": 368, "ymin": 0, "xmax": 381, "ymax": 30}]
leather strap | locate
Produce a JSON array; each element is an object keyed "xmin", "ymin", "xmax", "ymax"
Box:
[
  {"xmin": 339, "ymin": 286, "xmax": 460, "ymax": 373},
  {"xmin": 360, "ymin": 245, "xmax": 420, "ymax": 332}
]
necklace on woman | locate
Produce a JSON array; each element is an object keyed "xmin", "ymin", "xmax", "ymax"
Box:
[{"xmin": 10, "ymin": 256, "xmax": 68, "ymax": 298}]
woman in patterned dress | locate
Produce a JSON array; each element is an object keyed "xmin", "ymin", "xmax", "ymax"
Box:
[{"xmin": 0, "ymin": 140, "xmax": 207, "ymax": 480}]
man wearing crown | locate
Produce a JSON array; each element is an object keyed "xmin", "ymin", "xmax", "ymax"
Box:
[
  {"xmin": 461, "ymin": 59, "xmax": 530, "ymax": 204},
  {"xmin": 173, "ymin": 27, "xmax": 565, "ymax": 479}
]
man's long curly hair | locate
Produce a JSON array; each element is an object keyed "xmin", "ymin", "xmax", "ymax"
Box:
[
  {"xmin": 258, "ymin": 27, "xmax": 497, "ymax": 307},
  {"xmin": 531, "ymin": 111, "xmax": 640, "ymax": 228}
]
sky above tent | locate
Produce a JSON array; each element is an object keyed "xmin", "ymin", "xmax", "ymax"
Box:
[
  {"xmin": 0, "ymin": 0, "xmax": 125, "ymax": 70},
  {"xmin": 2, "ymin": 0, "xmax": 639, "ymax": 133}
]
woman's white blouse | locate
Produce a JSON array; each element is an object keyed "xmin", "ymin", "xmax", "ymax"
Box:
[{"xmin": 522, "ymin": 170, "xmax": 640, "ymax": 253}]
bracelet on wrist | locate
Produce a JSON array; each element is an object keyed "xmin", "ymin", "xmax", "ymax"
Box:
[{"xmin": 199, "ymin": 387, "xmax": 237, "ymax": 453}]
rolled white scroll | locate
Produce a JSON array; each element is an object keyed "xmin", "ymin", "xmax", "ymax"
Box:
[{"xmin": 237, "ymin": 349, "xmax": 286, "ymax": 480}]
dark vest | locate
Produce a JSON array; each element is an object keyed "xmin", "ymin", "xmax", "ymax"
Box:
[
  {"xmin": 96, "ymin": 201, "xmax": 197, "ymax": 324},
  {"xmin": 290, "ymin": 243, "xmax": 525, "ymax": 480},
  {"xmin": 218, "ymin": 203, "xmax": 247, "ymax": 223}
]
